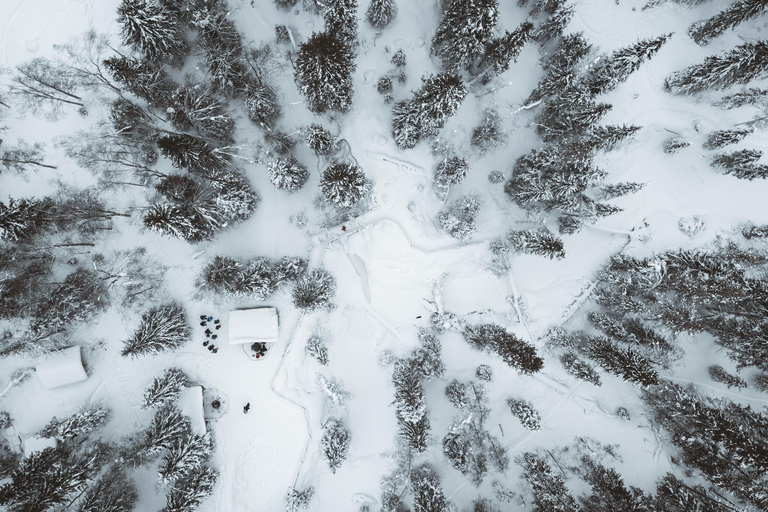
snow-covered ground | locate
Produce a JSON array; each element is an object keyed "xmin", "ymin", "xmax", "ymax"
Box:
[{"xmin": 2, "ymin": 0, "xmax": 768, "ymax": 510}]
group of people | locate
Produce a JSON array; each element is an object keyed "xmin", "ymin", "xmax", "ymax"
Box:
[{"xmin": 199, "ymin": 315, "xmax": 222, "ymax": 353}]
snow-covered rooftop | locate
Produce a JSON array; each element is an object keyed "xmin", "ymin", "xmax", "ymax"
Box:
[
  {"xmin": 178, "ymin": 385, "xmax": 206, "ymax": 436},
  {"xmin": 228, "ymin": 308, "xmax": 279, "ymax": 345},
  {"xmin": 35, "ymin": 346, "xmax": 88, "ymax": 390}
]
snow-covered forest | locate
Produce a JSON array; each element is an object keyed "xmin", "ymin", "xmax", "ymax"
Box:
[{"xmin": 1, "ymin": 0, "xmax": 768, "ymax": 510}]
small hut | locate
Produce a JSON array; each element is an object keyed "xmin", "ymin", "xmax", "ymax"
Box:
[{"xmin": 228, "ymin": 308, "xmax": 279, "ymax": 345}]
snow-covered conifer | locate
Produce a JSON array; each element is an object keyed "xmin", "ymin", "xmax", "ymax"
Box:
[
  {"xmin": 103, "ymin": 56, "xmax": 176, "ymax": 107},
  {"xmin": 476, "ymin": 365, "xmax": 492, "ymax": 382},
  {"xmin": 117, "ymin": 0, "xmax": 187, "ymax": 63},
  {"xmin": 78, "ymin": 467, "xmax": 138, "ymax": 512},
  {"xmin": 437, "ymin": 195, "xmax": 480, "ymax": 241},
  {"xmin": 703, "ymin": 128, "xmax": 752, "ymax": 150},
  {"xmin": 0, "ymin": 198, "xmax": 53, "ymax": 242},
  {"xmin": 294, "ymin": 32, "xmax": 356, "ymax": 114},
  {"xmin": 597, "ymin": 182, "xmax": 645, "ymax": 200},
  {"xmin": 463, "ymin": 324, "xmax": 544, "ymax": 374},
  {"xmin": 143, "ymin": 368, "xmax": 189, "ymax": 408},
  {"xmin": 367, "ymin": 0, "xmax": 397, "ymax": 28},
  {"xmin": 38, "ymin": 405, "xmax": 110, "ymax": 441},
  {"xmin": 410, "ymin": 464, "xmax": 450, "ymax": 512},
  {"xmin": 519, "ymin": 452, "xmax": 578, "ymax": 512},
  {"xmin": 286, "ymin": 487, "xmax": 315, "ymax": 512},
  {"xmin": 167, "ymin": 80, "xmax": 235, "ymax": 142},
  {"xmin": 392, "ymin": 358, "xmax": 427, "ymax": 424},
  {"xmin": 304, "ymin": 124, "xmax": 336, "ymax": 156},
  {"xmin": 391, "ymin": 49, "xmax": 407, "ymax": 67},
  {"xmin": 583, "ymin": 34, "xmax": 671, "ymax": 95},
  {"xmin": 196, "ymin": 13, "xmax": 248, "ymax": 96},
  {"xmin": 30, "ymin": 269, "xmax": 106, "ymax": 334},
  {"xmin": 742, "ymin": 224, "xmax": 768, "ymax": 239},
  {"xmin": 292, "ymin": 269, "xmax": 337, "ymax": 312},
  {"xmin": 320, "ymin": 418, "xmax": 351, "ymax": 473},
  {"xmin": 663, "ymin": 137, "xmax": 690, "ymax": 154},
  {"xmin": 306, "ymin": 335, "xmax": 329, "ymax": 365},
  {"xmin": 480, "ymin": 21, "xmax": 534, "ymax": 75},
  {"xmin": 507, "ymin": 398, "xmax": 541, "ymax": 430},
  {"xmin": 320, "ymin": 162, "xmax": 371, "ymax": 208},
  {"xmin": 708, "ymin": 365, "xmax": 747, "ymax": 389},
  {"xmin": 322, "ymin": 0, "xmax": 358, "ymax": 44},
  {"xmin": 587, "ymin": 124, "xmax": 641, "ymax": 151},
  {"xmin": 434, "ymin": 157, "xmax": 469, "ymax": 187},
  {"xmin": 158, "ymin": 432, "xmax": 212, "ymax": 484},
  {"xmin": 665, "ymin": 40, "xmax": 768, "ymax": 94},
  {"xmin": 507, "ymin": 228, "xmax": 566, "ymax": 260},
  {"xmin": 536, "ymin": 89, "xmax": 612, "ymax": 141},
  {"xmin": 244, "ymin": 81, "xmax": 281, "ymax": 129},
  {"xmin": 689, "ymin": 0, "xmax": 768, "ymax": 46},
  {"xmin": 471, "ymin": 110, "xmax": 506, "ymax": 154},
  {"xmin": 528, "ymin": 32, "xmax": 592, "ymax": 103},
  {"xmin": 411, "ymin": 329, "xmax": 446, "ymax": 380},
  {"xmin": 534, "ymin": 2, "xmax": 574, "ymax": 44},
  {"xmin": 161, "ymin": 464, "xmax": 218, "ymax": 512},
  {"xmin": 132, "ymin": 405, "xmax": 191, "ymax": 462},
  {"xmin": 121, "ymin": 302, "xmax": 190, "ymax": 357},
  {"xmin": 431, "ymin": 0, "xmax": 498, "ymax": 71},
  {"xmin": 268, "ymin": 158, "xmax": 310, "ymax": 193},
  {"xmin": 712, "ymin": 149, "xmax": 768, "ymax": 179},
  {"xmin": 392, "ymin": 73, "xmax": 467, "ymax": 149},
  {"xmin": 583, "ymin": 336, "xmax": 659, "ymax": 387},
  {"xmin": 559, "ymin": 352, "xmax": 601, "ymax": 385},
  {"xmin": 377, "ymin": 75, "xmax": 393, "ymax": 94},
  {"xmin": 157, "ymin": 134, "xmax": 229, "ymax": 174}
]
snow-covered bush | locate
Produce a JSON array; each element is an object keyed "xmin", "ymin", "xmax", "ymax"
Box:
[
  {"xmin": 391, "ymin": 49, "xmax": 406, "ymax": 67},
  {"xmin": 122, "ymin": 302, "xmax": 190, "ymax": 357},
  {"xmin": 433, "ymin": 157, "xmax": 469, "ymax": 187},
  {"xmin": 377, "ymin": 75, "xmax": 393, "ymax": 94},
  {"xmin": 286, "ymin": 486, "xmax": 315, "ymax": 512},
  {"xmin": 507, "ymin": 398, "xmax": 541, "ymax": 430},
  {"xmin": 317, "ymin": 375, "xmax": 351, "ymax": 409},
  {"xmin": 143, "ymin": 368, "xmax": 189, "ymax": 409},
  {"xmin": 306, "ymin": 335, "xmax": 329, "ymax": 365},
  {"xmin": 321, "ymin": 418, "xmax": 351, "ymax": 473},
  {"xmin": 437, "ymin": 195, "xmax": 480, "ymax": 241},
  {"xmin": 471, "ymin": 110, "xmax": 506, "ymax": 154},
  {"xmin": 292, "ymin": 269, "xmax": 337, "ymax": 312},
  {"xmin": 39, "ymin": 406, "xmax": 110, "ymax": 441},
  {"xmin": 268, "ymin": 157, "xmax": 310, "ymax": 193},
  {"xmin": 320, "ymin": 162, "xmax": 371, "ymax": 209},
  {"xmin": 476, "ymin": 365, "xmax": 493, "ymax": 382},
  {"xmin": 742, "ymin": 224, "xmax": 768, "ymax": 239},
  {"xmin": 615, "ymin": 407, "xmax": 631, "ymax": 421},
  {"xmin": 430, "ymin": 311, "xmax": 464, "ymax": 333},
  {"xmin": 708, "ymin": 365, "xmax": 748, "ymax": 389}
]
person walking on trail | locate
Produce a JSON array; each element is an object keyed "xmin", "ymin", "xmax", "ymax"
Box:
[{"xmin": 243, "ymin": 403, "xmax": 251, "ymax": 414}]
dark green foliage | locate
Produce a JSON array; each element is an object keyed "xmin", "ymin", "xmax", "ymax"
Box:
[
  {"xmin": 665, "ymin": 40, "xmax": 768, "ymax": 94},
  {"xmin": 121, "ymin": 302, "xmax": 190, "ymax": 357},
  {"xmin": 38, "ymin": 406, "xmax": 110, "ymax": 441},
  {"xmin": 295, "ymin": 31, "xmax": 356, "ymax": 113},
  {"xmin": 431, "ymin": 0, "xmax": 498, "ymax": 71},
  {"xmin": 481, "ymin": 21, "xmax": 534, "ymax": 75},
  {"xmin": 156, "ymin": 133, "xmax": 229, "ymax": 174},
  {"xmin": 712, "ymin": 149, "xmax": 768, "ymax": 179},
  {"xmin": 292, "ymin": 269, "xmax": 337, "ymax": 312},
  {"xmin": 536, "ymin": 88, "xmax": 612, "ymax": 141},
  {"xmin": 392, "ymin": 73, "xmax": 467, "ymax": 149},
  {"xmin": 534, "ymin": 2, "xmax": 575, "ymax": 44},
  {"xmin": 463, "ymin": 324, "xmax": 544, "ymax": 374},
  {"xmin": 708, "ymin": 365, "xmax": 748, "ymax": 389},
  {"xmin": 322, "ymin": 0, "xmax": 358, "ymax": 45},
  {"xmin": 583, "ymin": 34, "xmax": 671, "ymax": 95},
  {"xmin": 689, "ymin": 0, "xmax": 768, "ymax": 46},
  {"xmin": 529, "ymin": 32, "xmax": 592, "ymax": 103},
  {"xmin": 519, "ymin": 452, "xmax": 579, "ymax": 512},
  {"xmin": 703, "ymin": 128, "xmax": 752, "ymax": 150}
]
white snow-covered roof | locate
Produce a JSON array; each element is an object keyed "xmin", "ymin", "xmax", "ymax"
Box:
[
  {"xmin": 228, "ymin": 307, "xmax": 279, "ymax": 345},
  {"xmin": 178, "ymin": 386, "xmax": 206, "ymax": 436},
  {"xmin": 36, "ymin": 346, "xmax": 87, "ymax": 389},
  {"xmin": 23, "ymin": 436, "xmax": 57, "ymax": 457}
]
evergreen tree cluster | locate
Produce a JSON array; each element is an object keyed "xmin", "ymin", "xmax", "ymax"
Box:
[
  {"xmin": 38, "ymin": 406, "xmax": 111, "ymax": 441},
  {"xmin": 436, "ymin": 195, "xmax": 481, "ymax": 241},
  {"xmin": 121, "ymin": 302, "xmax": 191, "ymax": 357},
  {"xmin": 197, "ymin": 254, "xmax": 308, "ymax": 300},
  {"xmin": 292, "ymin": 268, "xmax": 337, "ymax": 312},
  {"xmin": 431, "ymin": 0, "xmax": 499, "ymax": 71},
  {"xmin": 688, "ymin": 0, "xmax": 768, "ymax": 46},
  {"xmin": 711, "ymin": 148, "xmax": 768, "ymax": 180}
]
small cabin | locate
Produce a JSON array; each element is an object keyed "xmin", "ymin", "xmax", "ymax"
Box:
[
  {"xmin": 36, "ymin": 346, "xmax": 87, "ymax": 389},
  {"xmin": 227, "ymin": 308, "xmax": 279, "ymax": 345}
]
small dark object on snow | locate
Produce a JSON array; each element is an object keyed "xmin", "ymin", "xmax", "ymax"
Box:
[
  {"xmin": 205, "ymin": 329, "xmax": 212, "ymax": 335},
  {"xmin": 212, "ymin": 334, "xmax": 218, "ymax": 339},
  {"xmin": 206, "ymin": 332, "xmax": 211, "ymax": 338},
  {"xmin": 214, "ymin": 348, "xmax": 218, "ymax": 353},
  {"xmin": 216, "ymin": 325, "xmax": 221, "ymax": 330},
  {"xmin": 203, "ymin": 341, "xmax": 209, "ymax": 346},
  {"xmin": 207, "ymin": 316, "xmax": 213, "ymax": 322},
  {"xmin": 214, "ymin": 319, "xmax": 220, "ymax": 324},
  {"xmin": 244, "ymin": 403, "xmax": 251, "ymax": 414},
  {"xmin": 416, "ymin": 315, "xmax": 422, "ymax": 319},
  {"xmin": 200, "ymin": 315, "xmax": 207, "ymax": 320},
  {"xmin": 200, "ymin": 321, "xmax": 207, "ymax": 326},
  {"xmin": 342, "ymin": 225, "xmax": 347, "ymax": 231},
  {"xmin": 212, "ymin": 400, "xmax": 221, "ymax": 409}
]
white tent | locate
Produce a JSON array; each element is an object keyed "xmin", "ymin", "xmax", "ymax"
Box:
[
  {"xmin": 178, "ymin": 386, "xmax": 206, "ymax": 435},
  {"xmin": 36, "ymin": 346, "xmax": 87, "ymax": 389},
  {"xmin": 228, "ymin": 307, "xmax": 279, "ymax": 345}
]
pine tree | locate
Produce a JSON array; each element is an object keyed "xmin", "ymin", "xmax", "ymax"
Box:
[
  {"xmin": 579, "ymin": 458, "xmax": 652, "ymax": 512},
  {"xmin": 367, "ymin": 0, "xmax": 398, "ymax": 28},
  {"xmin": 463, "ymin": 324, "xmax": 544, "ymax": 374},
  {"xmin": 30, "ymin": 269, "xmax": 107, "ymax": 335},
  {"xmin": 587, "ymin": 125, "xmax": 641, "ymax": 151},
  {"xmin": 471, "ymin": 110, "xmax": 506, "ymax": 154},
  {"xmin": 391, "ymin": 49, "xmax": 407, "ymax": 67},
  {"xmin": 559, "ymin": 352, "xmax": 602, "ymax": 385},
  {"xmin": 392, "ymin": 358, "xmax": 430, "ymax": 452},
  {"xmin": 519, "ymin": 452, "xmax": 578, "ymax": 512},
  {"xmin": 434, "ymin": 156, "xmax": 469, "ymax": 187},
  {"xmin": 703, "ymin": 128, "xmax": 752, "ymax": 150},
  {"xmin": 196, "ymin": 12, "xmax": 249, "ymax": 96},
  {"xmin": 286, "ymin": 486, "xmax": 315, "ymax": 512},
  {"xmin": 411, "ymin": 329, "xmax": 446, "ymax": 380},
  {"xmin": 507, "ymin": 228, "xmax": 566, "ymax": 260},
  {"xmin": 144, "ymin": 367, "xmax": 189, "ymax": 408},
  {"xmin": 529, "ymin": 32, "xmax": 592, "ymax": 103},
  {"xmin": 157, "ymin": 133, "xmax": 230, "ymax": 174},
  {"xmin": 480, "ymin": 21, "xmax": 534, "ymax": 75},
  {"xmin": 294, "ymin": 31, "xmax": 357, "ymax": 114},
  {"xmin": 78, "ymin": 467, "xmax": 138, "ymax": 512},
  {"xmin": 322, "ymin": 0, "xmax": 358, "ymax": 45},
  {"xmin": 320, "ymin": 162, "xmax": 371, "ymax": 208},
  {"xmin": 167, "ymin": 80, "xmax": 235, "ymax": 142},
  {"xmin": 304, "ymin": 123, "xmax": 336, "ymax": 155},
  {"xmin": 0, "ymin": 198, "xmax": 54, "ymax": 242},
  {"xmin": 121, "ymin": 302, "xmax": 190, "ymax": 357},
  {"xmin": 712, "ymin": 149, "xmax": 768, "ymax": 179},
  {"xmin": 411, "ymin": 464, "xmax": 450, "ymax": 512},
  {"xmin": 431, "ymin": 0, "xmax": 499, "ymax": 71},
  {"xmin": 583, "ymin": 34, "xmax": 671, "ymax": 95},
  {"xmin": 654, "ymin": 473, "xmax": 732, "ymax": 512},
  {"xmin": 597, "ymin": 182, "xmax": 645, "ymax": 200},
  {"xmin": 437, "ymin": 195, "xmax": 481, "ymax": 241},
  {"xmin": 39, "ymin": 406, "xmax": 110, "ymax": 441},
  {"xmin": 665, "ymin": 40, "xmax": 768, "ymax": 94},
  {"xmin": 392, "ymin": 73, "xmax": 467, "ymax": 149},
  {"xmin": 244, "ymin": 80, "xmax": 281, "ymax": 128},
  {"xmin": 130, "ymin": 404, "xmax": 191, "ymax": 463},
  {"xmin": 158, "ymin": 432, "xmax": 212, "ymax": 484},
  {"xmin": 689, "ymin": 0, "xmax": 768, "ymax": 46},
  {"xmin": 535, "ymin": 2, "xmax": 575, "ymax": 44},
  {"xmin": 161, "ymin": 464, "xmax": 218, "ymax": 512},
  {"xmin": 117, "ymin": 0, "xmax": 187, "ymax": 63},
  {"xmin": 103, "ymin": 55, "xmax": 176, "ymax": 107},
  {"xmin": 507, "ymin": 398, "xmax": 541, "ymax": 430},
  {"xmin": 663, "ymin": 137, "xmax": 691, "ymax": 154},
  {"xmin": 582, "ymin": 336, "xmax": 659, "ymax": 387},
  {"xmin": 537, "ymin": 88, "xmax": 612, "ymax": 141},
  {"xmin": 267, "ymin": 157, "xmax": 310, "ymax": 193},
  {"xmin": 292, "ymin": 269, "xmax": 337, "ymax": 312},
  {"xmin": 320, "ymin": 418, "xmax": 351, "ymax": 473},
  {"xmin": 742, "ymin": 224, "xmax": 768, "ymax": 239},
  {"xmin": 707, "ymin": 365, "xmax": 748, "ymax": 389}
]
